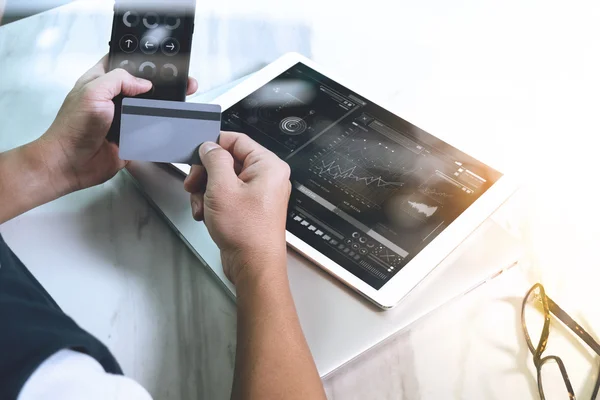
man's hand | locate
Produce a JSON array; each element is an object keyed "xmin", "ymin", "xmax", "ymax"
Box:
[
  {"xmin": 184, "ymin": 132, "xmax": 326, "ymax": 400},
  {"xmin": 37, "ymin": 55, "xmax": 199, "ymax": 194},
  {"xmin": 183, "ymin": 131, "xmax": 292, "ymax": 285},
  {"xmin": 0, "ymin": 55, "xmax": 199, "ymax": 224}
]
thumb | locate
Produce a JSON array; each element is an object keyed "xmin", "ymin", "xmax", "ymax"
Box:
[
  {"xmin": 85, "ymin": 68, "xmax": 152, "ymax": 100},
  {"xmin": 199, "ymin": 142, "xmax": 238, "ymax": 188}
]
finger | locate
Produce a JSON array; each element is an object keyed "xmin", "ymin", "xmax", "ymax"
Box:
[
  {"xmin": 190, "ymin": 192, "xmax": 205, "ymax": 221},
  {"xmin": 233, "ymin": 159, "xmax": 243, "ymax": 176},
  {"xmin": 74, "ymin": 54, "xmax": 109, "ymax": 89},
  {"xmin": 183, "ymin": 164, "xmax": 202, "ymax": 191},
  {"xmin": 218, "ymin": 131, "xmax": 282, "ymax": 184},
  {"xmin": 217, "ymin": 131, "xmax": 271, "ymax": 168},
  {"xmin": 183, "ymin": 164, "xmax": 207, "ymax": 193},
  {"xmin": 199, "ymin": 142, "xmax": 238, "ymax": 188},
  {"xmin": 186, "ymin": 77, "xmax": 198, "ymax": 96},
  {"xmin": 84, "ymin": 68, "xmax": 152, "ymax": 101}
]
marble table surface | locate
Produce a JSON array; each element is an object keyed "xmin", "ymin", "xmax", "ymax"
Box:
[{"xmin": 1, "ymin": 0, "xmax": 600, "ymax": 399}]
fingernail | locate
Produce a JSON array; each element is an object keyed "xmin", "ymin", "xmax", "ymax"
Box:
[
  {"xmin": 200, "ymin": 142, "xmax": 220, "ymax": 155},
  {"xmin": 191, "ymin": 199, "xmax": 198, "ymax": 215}
]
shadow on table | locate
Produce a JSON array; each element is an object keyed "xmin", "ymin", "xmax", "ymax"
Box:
[{"xmin": 76, "ymin": 173, "xmax": 237, "ymax": 399}]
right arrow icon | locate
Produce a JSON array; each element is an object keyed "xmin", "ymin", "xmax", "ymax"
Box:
[{"xmin": 161, "ymin": 38, "xmax": 179, "ymax": 56}]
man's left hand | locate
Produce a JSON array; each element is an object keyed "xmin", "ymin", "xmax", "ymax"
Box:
[{"xmin": 36, "ymin": 55, "xmax": 199, "ymax": 193}]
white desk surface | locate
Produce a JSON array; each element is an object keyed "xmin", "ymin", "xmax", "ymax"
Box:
[{"xmin": 1, "ymin": 0, "xmax": 600, "ymax": 398}]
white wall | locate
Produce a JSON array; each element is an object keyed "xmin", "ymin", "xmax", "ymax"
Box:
[{"xmin": 1, "ymin": 0, "xmax": 76, "ymax": 25}]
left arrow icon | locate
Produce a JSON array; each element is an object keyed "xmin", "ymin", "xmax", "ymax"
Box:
[{"xmin": 140, "ymin": 36, "xmax": 158, "ymax": 54}]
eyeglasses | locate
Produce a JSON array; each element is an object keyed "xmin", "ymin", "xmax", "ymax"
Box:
[{"xmin": 521, "ymin": 283, "xmax": 600, "ymax": 399}]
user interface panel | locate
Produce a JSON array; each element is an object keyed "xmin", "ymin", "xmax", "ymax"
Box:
[
  {"xmin": 109, "ymin": 1, "xmax": 194, "ymax": 101},
  {"xmin": 222, "ymin": 63, "xmax": 502, "ymax": 289}
]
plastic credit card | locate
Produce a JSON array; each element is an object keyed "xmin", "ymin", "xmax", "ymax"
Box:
[{"xmin": 119, "ymin": 97, "xmax": 221, "ymax": 164}]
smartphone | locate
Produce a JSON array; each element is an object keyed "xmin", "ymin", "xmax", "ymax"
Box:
[{"xmin": 106, "ymin": 0, "xmax": 196, "ymax": 142}]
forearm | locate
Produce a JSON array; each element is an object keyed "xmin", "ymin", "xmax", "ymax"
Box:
[
  {"xmin": 0, "ymin": 139, "xmax": 71, "ymax": 224},
  {"xmin": 232, "ymin": 256, "xmax": 326, "ymax": 400}
]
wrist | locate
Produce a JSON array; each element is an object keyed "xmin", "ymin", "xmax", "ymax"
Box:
[
  {"xmin": 0, "ymin": 139, "xmax": 72, "ymax": 223},
  {"xmin": 224, "ymin": 246, "xmax": 288, "ymax": 288},
  {"xmin": 23, "ymin": 138, "xmax": 75, "ymax": 199}
]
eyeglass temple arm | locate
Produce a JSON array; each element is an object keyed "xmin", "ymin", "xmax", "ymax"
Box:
[{"xmin": 547, "ymin": 296, "xmax": 600, "ymax": 356}]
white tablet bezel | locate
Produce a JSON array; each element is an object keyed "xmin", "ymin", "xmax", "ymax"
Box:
[{"xmin": 173, "ymin": 52, "xmax": 518, "ymax": 309}]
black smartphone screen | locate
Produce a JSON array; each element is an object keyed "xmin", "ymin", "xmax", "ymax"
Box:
[{"xmin": 108, "ymin": 0, "xmax": 195, "ymax": 101}]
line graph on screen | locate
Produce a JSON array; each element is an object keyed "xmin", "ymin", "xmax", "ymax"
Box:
[
  {"xmin": 418, "ymin": 171, "xmax": 462, "ymax": 205},
  {"xmin": 309, "ymin": 134, "xmax": 421, "ymax": 206},
  {"xmin": 313, "ymin": 160, "xmax": 401, "ymax": 188}
]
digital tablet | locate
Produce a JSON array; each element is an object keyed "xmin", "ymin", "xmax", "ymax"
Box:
[{"xmin": 173, "ymin": 53, "xmax": 517, "ymax": 309}]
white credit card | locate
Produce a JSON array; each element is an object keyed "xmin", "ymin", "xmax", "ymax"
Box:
[{"xmin": 119, "ymin": 97, "xmax": 221, "ymax": 164}]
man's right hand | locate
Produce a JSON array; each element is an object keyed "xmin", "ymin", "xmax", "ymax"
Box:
[
  {"xmin": 183, "ymin": 132, "xmax": 292, "ymax": 285},
  {"xmin": 185, "ymin": 132, "xmax": 326, "ymax": 400}
]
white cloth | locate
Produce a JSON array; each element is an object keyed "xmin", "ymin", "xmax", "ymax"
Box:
[{"xmin": 18, "ymin": 349, "xmax": 152, "ymax": 400}]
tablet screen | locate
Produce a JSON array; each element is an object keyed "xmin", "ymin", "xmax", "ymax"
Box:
[{"xmin": 222, "ymin": 62, "xmax": 502, "ymax": 290}]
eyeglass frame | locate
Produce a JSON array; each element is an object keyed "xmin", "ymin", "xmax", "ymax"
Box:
[{"xmin": 521, "ymin": 283, "xmax": 600, "ymax": 400}]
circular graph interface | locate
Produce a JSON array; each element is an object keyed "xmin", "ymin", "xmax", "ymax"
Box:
[{"xmin": 279, "ymin": 116, "xmax": 308, "ymax": 135}]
